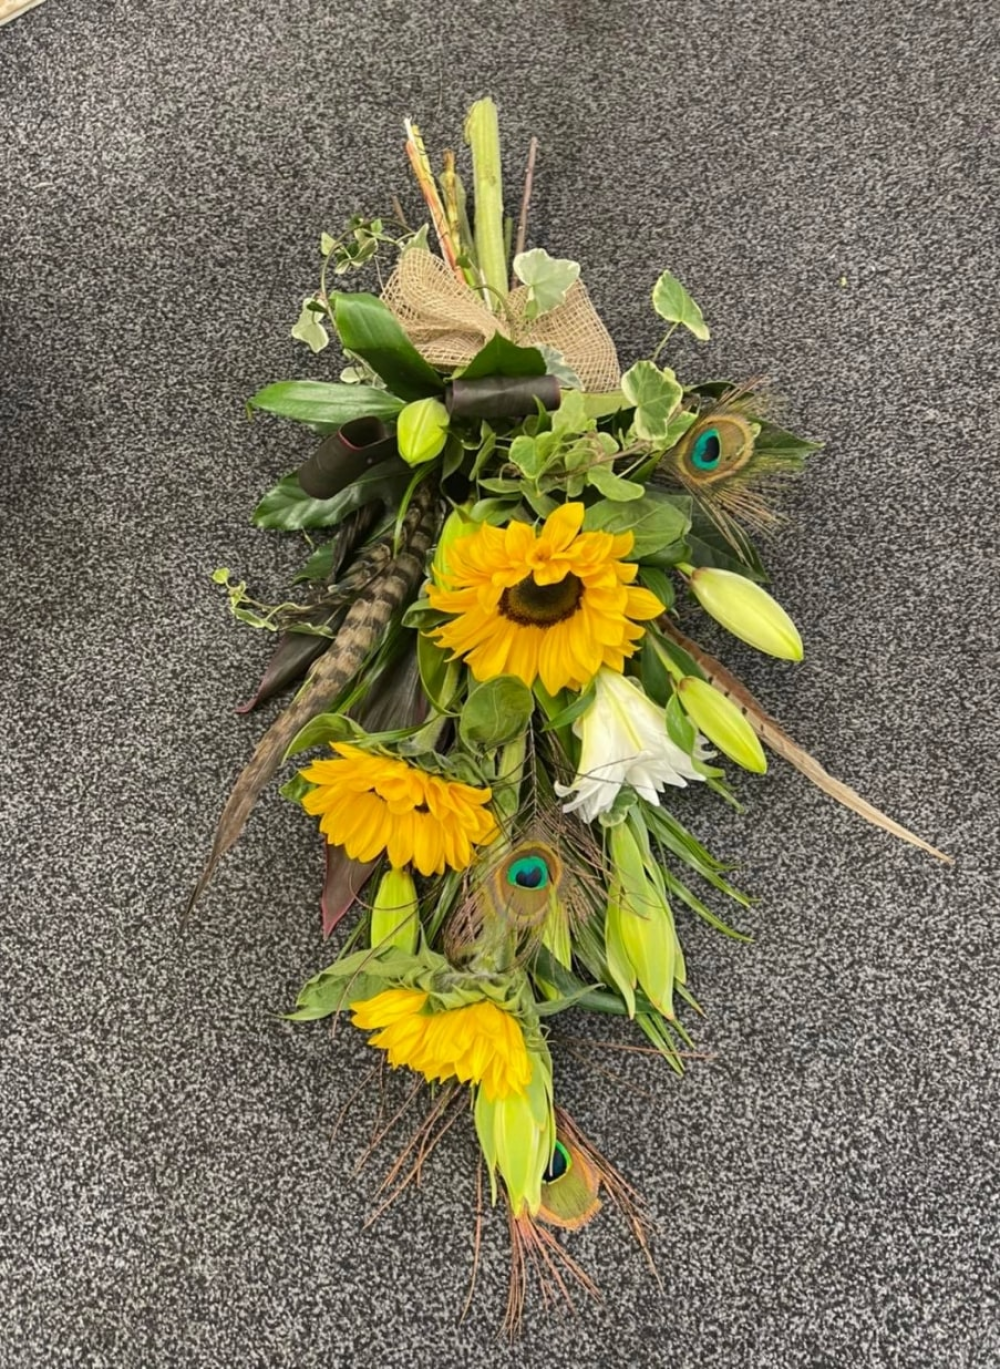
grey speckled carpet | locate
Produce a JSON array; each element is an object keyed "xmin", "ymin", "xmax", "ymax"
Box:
[{"xmin": 2, "ymin": 2, "xmax": 998, "ymax": 1366}]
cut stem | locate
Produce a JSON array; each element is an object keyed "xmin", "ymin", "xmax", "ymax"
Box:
[
  {"xmin": 512, "ymin": 135, "xmax": 539, "ymax": 284},
  {"xmin": 404, "ymin": 117, "xmax": 464, "ymax": 282}
]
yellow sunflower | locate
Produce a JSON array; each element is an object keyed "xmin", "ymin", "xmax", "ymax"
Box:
[
  {"xmin": 300, "ymin": 743, "xmax": 497, "ymax": 876},
  {"xmin": 426, "ymin": 502, "xmax": 664, "ymax": 694},
  {"xmin": 350, "ymin": 989, "xmax": 532, "ymax": 1100}
]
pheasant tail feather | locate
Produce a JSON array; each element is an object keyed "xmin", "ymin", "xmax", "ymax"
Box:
[
  {"xmin": 664, "ymin": 623, "xmax": 952, "ymax": 864},
  {"xmin": 185, "ymin": 488, "xmax": 439, "ymax": 917}
]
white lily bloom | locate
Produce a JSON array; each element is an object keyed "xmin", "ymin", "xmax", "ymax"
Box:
[{"xmin": 555, "ymin": 668, "xmax": 709, "ymax": 823}]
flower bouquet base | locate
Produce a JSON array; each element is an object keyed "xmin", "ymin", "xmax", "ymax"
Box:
[{"xmin": 189, "ymin": 100, "xmax": 947, "ymax": 1329}]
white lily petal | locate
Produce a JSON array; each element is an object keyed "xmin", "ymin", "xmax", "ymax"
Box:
[{"xmin": 557, "ymin": 669, "xmax": 707, "ymax": 821}]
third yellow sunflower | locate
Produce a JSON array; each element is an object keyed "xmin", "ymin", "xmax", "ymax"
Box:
[{"xmin": 426, "ymin": 503, "xmax": 664, "ymax": 694}]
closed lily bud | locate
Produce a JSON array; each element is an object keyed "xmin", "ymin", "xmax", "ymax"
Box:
[
  {"xmin": 397, "ymin": 397, "xmax": 450, "ymax": 466},
  {"xmin": 605, "ymin": 823, "xmax": 677, "ymax": 1019},
  {"xmin": 688, "ymin": 566, "xmax": 804, "ymax": 661},
  {"xmin": 474, "ymin": 1047, "xmax": 555, "ymax": 1217},
  {"xmin": 676, "ymin": 676, "xmax": 767, "ymax": 774},
  {"xmin": 369, "ymin": 868, "xmax": 419, "ymax": 954}
]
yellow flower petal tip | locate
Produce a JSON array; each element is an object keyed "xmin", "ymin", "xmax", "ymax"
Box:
[
  {"xmin": 300, "ymin": 742, "xmax": 497, "ymax": 876},
  {"xmin": 425, "ymin": 503, "xmax": 664, "ymax": 694},
  {"xmin": 689, "ymin": 567, "xmax": 803, "ymax": 661},
  {"xmin": 350, "ymin": 991, "xmax": 532, "ymax": 1100}
]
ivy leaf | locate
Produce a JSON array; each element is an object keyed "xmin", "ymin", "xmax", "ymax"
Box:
[
  {"xmin": 550, "ymin": 389, "xmax": 594, "ymax": 437},
  {"xmin": 291, "ymin": 299, "xmax": 330, "ymax": 354},
  {"xmin": 586, "ymin": 463, "xmax": 646, "ymax": 501},
  {"xmin": 537, "ymin": 344, "xmax": 583, "ymax": 390},
  {"xmin": 247, "ymin": 381, "xmax": 404, "ymax": 433},
  {"xmin": 508, "ymin": 434, "xmax": 548, "ymax": 481},
  {"xmin": 651, "ymin": 269, "xmax": 710, "ymax": 341},
  {"xmin": 620, "ymin": 362, "xmax": 684, "ymax": 442},
  {"xmin": 513, "ymin": 248, "xmax": 581, "ymax": 321},
  {"xmin": 459, "ymin": 676, "xmax": 534, "ymax": 751}
]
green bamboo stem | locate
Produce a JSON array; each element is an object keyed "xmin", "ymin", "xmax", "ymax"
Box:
[{"xmin": 463, "ymin": 98, "xmax": 507, "ymax": 312}]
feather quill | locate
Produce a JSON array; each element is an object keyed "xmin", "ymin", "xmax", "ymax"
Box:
[
  {"xmin": 662, "ymin": 621, "xmax": 952, "ymax": 864},
  {"xmin": 185, "ymin": 485, "xmax": 440, "ymax": 916}
]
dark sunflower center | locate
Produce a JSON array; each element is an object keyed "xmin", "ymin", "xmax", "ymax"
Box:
[{"xmin": 500, "ymin": 573, "xmax": 583, "ymax": 627}]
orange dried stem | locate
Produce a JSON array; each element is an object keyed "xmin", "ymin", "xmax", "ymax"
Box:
[{"xmin": 404, "ymin": 117, "xmax": 464, "ymax": 281}]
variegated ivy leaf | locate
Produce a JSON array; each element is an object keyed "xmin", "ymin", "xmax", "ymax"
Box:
[
  {"xmin": 291, "ymin": 298, "xmax": 330, "ymax": 353},
  {"xmin": 621, "ymin": 361, "xmax": 683, "ymax": 442},
  {"xmin": 537, "ymin": 344, "xmax": 583, "ymax": 390},
  {"xmin": 513, "ymin": 248, "xmax": 581, "ymax": 321},
  {"xmin": 651, "ymin": 269, "xmax": 710, "ymax": 341}
]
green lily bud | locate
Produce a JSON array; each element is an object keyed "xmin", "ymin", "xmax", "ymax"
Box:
[
  {"xmin": 369, "ymin": 868, "xmax": 419, "ymax": 954},
  {"xmin": 397, "ymin": 397, "xmax": 450, "ymax": 466},
  {"xmin": 431, "ymin": 503, "xmax": 477, "ymax": 580},
  {"xmin": 474, "ymin": 1047, "xmax": 555, "ymax": 1217},
  {"xmin": 676, "ymin": 676, "xmax": 767, "ymax": 774},
  {"xmin": 605, "ymin": 823, "xmax": 677, "ymax": 1019},
  {"xmin": 687, "ymin": 566, "xmax": 803, "ymax": 661}
]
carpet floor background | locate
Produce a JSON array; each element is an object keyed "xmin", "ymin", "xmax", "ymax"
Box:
[{"xmin": 1, "ymin": 2, "xmax": 998, "ymax": 1366}]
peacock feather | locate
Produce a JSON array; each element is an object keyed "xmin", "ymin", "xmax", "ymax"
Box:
[{"xmin": 656, "ymin": 381, "xmax": 821, "ymax": 556}]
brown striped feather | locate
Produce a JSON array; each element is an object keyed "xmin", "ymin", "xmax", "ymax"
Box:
[{"xmin": 185, "ymin": 485, "xmax": 440, "ymax": 916}]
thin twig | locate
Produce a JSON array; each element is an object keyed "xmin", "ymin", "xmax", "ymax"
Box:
[
  {"xmin": 459, "ymin": 1156, "xmax": 485, "ymax": 1325},
  {"xmin": 511, "ymin": 136, "xmax": 539, "ymax": 284}
]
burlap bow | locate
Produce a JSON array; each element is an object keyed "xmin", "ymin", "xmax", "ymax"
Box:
[{"xmin": 381, "ymin": 249, "xmax": 621, "ymax": 392}]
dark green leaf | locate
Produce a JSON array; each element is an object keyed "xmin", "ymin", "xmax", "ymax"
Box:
[
  {"xmin": 640, "ymin": 635, "xmax": 672, "ymax": 706},
  {"xmin": 638, "ymin": 565, "xmax": 675, "ymax": 610},
  {"xmin": 665, "ymin": 694, "xmax": 696, "ymax": 753},
  {"xmin": 252, "ymin": 459, "xmax": 407, "ymax": 532},
  {"xmin": 645, "ymin": 628, "xmax": 707, "ymax": 683},
  {"xmin": 332, "ymin": 293, "xmax": 443, "ymax": 402},
  {"xmin": 686, "ymin": 530, "xmax": 767, "ymax": 581},
  {"xmin": 754, "ymin": 421, "xmax": 823, "ymax": 463},
  {"xmin": 247, "ymin": 381, "xmax": 405, "ymax": 432},
  {"xmin": 536, "ymin": 681, "xmax": 594, "ymax": 733},
  {"xmin": 583, "ymin": 491, "xmax": 692, "ymax": 559},
  {"xmin": 457, "ymin": 335, "xmax": 547, "ymax": 380},
  {"xmin": 416, "ymin": 632, "xmax": 460, "ymax": 713},
  {"xmin": 293, "ymin": 540, "xmax": 336, "ymax": 583}
]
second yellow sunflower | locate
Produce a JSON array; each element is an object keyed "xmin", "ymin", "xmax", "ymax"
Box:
[{"xmin": 426, "ymin": 503, "xmax": 664, "ymax": 694}]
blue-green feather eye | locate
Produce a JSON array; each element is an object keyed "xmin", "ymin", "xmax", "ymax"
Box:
[
  {"xmin": 691, "ymin": 427, "xmax": 722, "ymax": 470},
  {"xmin": 542, "ymin": 1140, "xmax": 572, "ymax": 1184},
  {"xmin": 507, "ymin": 856, "xmax": 549, "ymax": 890}
]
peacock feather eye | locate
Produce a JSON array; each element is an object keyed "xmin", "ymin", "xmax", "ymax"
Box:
[
  {"xmin": 538, "ymin": 1134, "xmax": 602, "ymax": 1229},
  {"xmin": 485, "ymin": 840, "xmax": 562, "ymax": 931},
  {"xmin": 542, "ymin": 1140, "xmax": 572, "ymax": 1184},
  {"xmin": 674, "ymin": 411, "xmax": 755, "ymax": 487},
  {"xmin": 507, "ymin": 855, "xmax": 550, "ymax": 890},
  {"xmin": 691, "ymin": 427, "xmax": 722, "ymax": 471}
]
